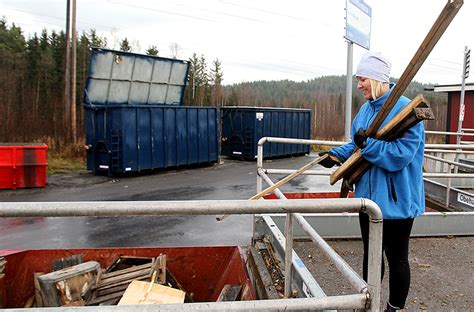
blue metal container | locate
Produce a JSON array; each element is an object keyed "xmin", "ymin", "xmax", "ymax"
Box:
[
  {"xmin": 84, "ymin": 106, "xmax": 218, "ymax": 175},
  {"xmin": 83, "ymin": 48, "xmax": 218, "ymax": 175},
  {"xmin": 221, "ymin": 106, "xmax": 311, "ymax": 160},
  {"xmin": 83, "ymin": 48, "xmax": 189, "ymax": 106}
]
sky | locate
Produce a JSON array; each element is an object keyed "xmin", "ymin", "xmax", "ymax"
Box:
[{"xmin": 1, "ymin": 0, "xmax": 473, "ymax": 86}]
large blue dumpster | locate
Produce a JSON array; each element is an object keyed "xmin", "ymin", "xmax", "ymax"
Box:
[
  {"xmin": 221, "ymin": 106, "xmax": 311, "ymax": 160},
  {"xmin": 83, "ymin": 48, "xmax": 218, "ymax": 175}
]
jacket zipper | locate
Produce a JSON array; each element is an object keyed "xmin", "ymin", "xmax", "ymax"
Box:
[{"xmin": 367, "ymin": 104, "xmax": 376, "ymax": 199}]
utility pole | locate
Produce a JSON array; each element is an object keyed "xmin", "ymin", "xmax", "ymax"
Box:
[
  {"xmin": 71, "ymin": 0, "xmax": 77, "ymax": 144},
  {"xmin": 64, "ymin": 0, "xmax": 71, "ymax": 140}
]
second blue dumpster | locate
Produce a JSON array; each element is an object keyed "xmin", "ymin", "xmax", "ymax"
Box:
[{"xmin": 221, "ymin": 106, "xmax": 311, "ymax": 160}]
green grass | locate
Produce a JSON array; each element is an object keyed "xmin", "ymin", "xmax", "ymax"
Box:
[{"xmin": 47, "ymin": 153, "xmax": 86, "ymax": 174}]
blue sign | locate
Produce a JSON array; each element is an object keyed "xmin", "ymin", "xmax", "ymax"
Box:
[{"xmin": 345, "ymin": 0, "xmax": 372, "ymax": 50}]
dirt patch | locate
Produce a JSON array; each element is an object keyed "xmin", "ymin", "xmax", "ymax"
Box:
[{"xmin": 293, "ymin": 236, "xmax": 474, "ymax": 311}]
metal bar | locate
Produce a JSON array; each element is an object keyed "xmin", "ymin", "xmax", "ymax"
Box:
[
  {"xmin": 8, "ymin": 294, "xmax": 368, "ymax": 312},
  {"xmin": 264, "ymin": 168, "xmax": 330, "ymax": 176},
  {"xmin": 0, "ymin": 199, "xmax": 375, "ymax": 218},
  {"xmin": 264, "ymin": 212, "xmax": 474, "ymax": 238},
  {"xmin": 250, "ymin": 155, "xmax": 326, "ymax": 200},
  {"xmin": 258, "ymin": 137, "xmax": 345, "ymax": 146},
  {"xmin": 258, "ymin": 171, "xmax": 368, "ymax": 293},
  {"xmin": 424, "ymin": 154, "xmax": 474, "ymax": 169},
  {"xmin": 423, "ymin": 173, "xmax": 474, "ymax": 178},
  {"xmin": 258, "ymin": 168, "xmax": 295, "ymax": 298},
  {"xmin": 284, "ymin": 212, "xmax": 294, "ymax": 298},
  {"xmin": 425, "ymin": 143, "xmax": 474, "ymax": 149},
  {"xmin": 426, "ymin": 130, "xmax": 474, "ymax": 137},
  {"xmin": 293, "ymin": 214, "xmax": 368, "ymax": 293},
  {"xmin": 425, "ymin": 149, "xmax": 474, "ymax": 154}
]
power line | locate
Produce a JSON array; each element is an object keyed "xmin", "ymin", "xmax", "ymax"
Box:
[{"xmin": 1, "ymin": 6, "xmax": 115, "ymax": 31}]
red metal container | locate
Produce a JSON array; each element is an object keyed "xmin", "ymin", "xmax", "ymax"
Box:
[
  {"xmin": 0, "ymin": 246, "xmax": 254, "ymax": 308},
  {"xmin": 0, "ymin": 144, "xmax": 47, "ymax": 189}
]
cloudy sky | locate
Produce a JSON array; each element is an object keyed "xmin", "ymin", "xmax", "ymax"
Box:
[{"xmin": 1, "ymin": 0, "xmax": 473, "ymax": 85}]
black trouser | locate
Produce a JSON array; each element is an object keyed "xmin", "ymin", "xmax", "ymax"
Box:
[{"xmin": 359, "ymin": 212, "xmax": 414, "ymax": 309}]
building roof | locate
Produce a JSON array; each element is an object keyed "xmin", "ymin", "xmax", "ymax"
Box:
[{"xmin": 426, "ymin": 82, "xmax": 474, "ymax": 93}]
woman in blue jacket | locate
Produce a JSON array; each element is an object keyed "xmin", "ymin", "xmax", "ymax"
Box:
[{"xmin": 320, "ymin": 52, "xmax": 425, "ymax": 312}]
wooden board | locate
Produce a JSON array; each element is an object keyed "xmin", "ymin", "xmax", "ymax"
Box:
[
  {"xmin": 117, "ymin": 281, "xmax": 185, "ymax": 305},
  {"xmin": 329, "ymin": 0, "xmax": 463, "ymax": 190}
]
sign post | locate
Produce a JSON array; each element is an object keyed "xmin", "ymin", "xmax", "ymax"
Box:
[
  {"xmin": 344, "ymin": 0, "xmax": 371, "ymax": 141},
  {"xmin": 455, "ymin": 46, "xmax": 470, "ymax": 168}
]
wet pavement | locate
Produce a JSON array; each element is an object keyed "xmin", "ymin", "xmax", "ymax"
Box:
[{"xmin": 0, "ymin": 153, "xmax": 340, "ymax": 249}]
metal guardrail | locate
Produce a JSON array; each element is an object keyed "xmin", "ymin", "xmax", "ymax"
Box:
[
  {"xmin": 0, "ymin": 199, "xmax": 382, "ymax": 312},
  {"xmin": 254, "ymin": 136, "xmax": 474, "ymax": 311},
  {"xmin": 257, "ymin": 136, "xmax": 474, "ymax": 211}
]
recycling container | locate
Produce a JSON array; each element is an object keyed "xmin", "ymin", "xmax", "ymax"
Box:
[
  {"xmin": 83, "ymin": 48, "xmax": 218, "ymax": 175},
  {"xmin": 221, "ymin": 106, "xmax": 311, "ymax": 160},
  {"xmin": 0, "ymin": 143, "xmax": 48, "ymax": 189},
  {"xmin": 84, "ymin": 106, "xmax": 218, "ymax": 175}
]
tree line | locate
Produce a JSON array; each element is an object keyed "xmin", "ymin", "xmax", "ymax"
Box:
[{"xmin": 0, "ymin": 18, "xmax": 447, "ymax": 152}]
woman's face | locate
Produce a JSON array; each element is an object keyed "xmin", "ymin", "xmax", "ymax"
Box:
[{"xmin": 357, "ymin": 77, "xmax": 372, "ymax": 100}]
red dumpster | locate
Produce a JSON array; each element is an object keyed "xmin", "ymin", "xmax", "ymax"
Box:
[{"xmin": 0, "ymin": 144, "xmax": 48, "ymax": 189}]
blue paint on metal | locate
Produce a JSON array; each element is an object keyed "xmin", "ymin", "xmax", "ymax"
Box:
[
  {"xmin": 85, "ymin": 106, "xmax": 218, "ymax": 175},
  {"xmin": 221, "ymin": 107, "xmax": 311, "ymax": 160}
]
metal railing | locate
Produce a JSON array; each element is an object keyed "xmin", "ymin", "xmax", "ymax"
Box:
[
  {"xmin": 256, "ymin": 137, "xmax": 384, "ymax": 311},
  {"xmin": 1, "ymin": 198, "xmax": 382, "ymax": 312},
  {"xmin": 256, "ymin": 136, "xmax": 474, "ymax": 211}
]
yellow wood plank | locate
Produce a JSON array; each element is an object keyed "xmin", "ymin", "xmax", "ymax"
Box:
[{"xmin": 117, "ymin": 280, "xmax": 185, "ymax": 305}]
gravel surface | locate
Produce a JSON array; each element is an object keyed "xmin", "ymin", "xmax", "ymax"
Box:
[{"xmin": 294, "ymin": 236, "xmax": 474, "ymax": 311}]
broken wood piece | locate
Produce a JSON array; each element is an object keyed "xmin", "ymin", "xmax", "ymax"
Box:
[
  {"xmin": 105, "ymin": 256, "xmax": 154, "ymax": 273},
  {"xmin": 330, "ymin": 95, "xmax": 432, "ymax": 186},
  {"xmin": 33, "ymin": 272, "xmax": 45, "ymax": 308},
  {"xmin": 117, "ymin": 281, "xmax": 185, "ymax": 305},
  {"xmin": 38, "ymin": 261, "xmax": 100, "ymax": 307},
  {"xmin": 51, "ymin": 254, "xmax": 84, "ymax": 271},
  {"xmin": 152, "ymin": 254, "xmax": 166, "ymax": 285},
  {"xmin": 23, "ymin": 295, "xmax": 35, "ymax": 308},
  {"xmin": 86, "ymin": 257, "xmax": 156, "ymax": 306},
  {"xmin": 216, "ymin": 284, "xmax": 242, "ymax": 302}
]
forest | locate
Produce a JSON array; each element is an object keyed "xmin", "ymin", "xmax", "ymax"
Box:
[{"xmin": 0, "ymin": 19, "xmax": 447, "ymax": 153}]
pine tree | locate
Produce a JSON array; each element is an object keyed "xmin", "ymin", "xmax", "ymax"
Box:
[
  {"xmin": 119, "ymin": 37, "xmax": 131, "ymax": 52},
  {"xmin": 146, "ymin": 45, "xmax": 159, "ymax": 55}
]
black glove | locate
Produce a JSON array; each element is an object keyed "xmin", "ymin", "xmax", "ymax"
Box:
[
  {"xmin": 354, "ymin": 127, "xmax": 367, "ymax": 148},
  {"xmin": 318, "ymin": 151, "xmax": 339, "ymax": 168}
]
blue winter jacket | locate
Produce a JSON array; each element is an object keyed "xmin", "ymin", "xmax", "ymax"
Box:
[{"xmin": 330, "ymin": 83, "xmax": 425, "ymax": 219}]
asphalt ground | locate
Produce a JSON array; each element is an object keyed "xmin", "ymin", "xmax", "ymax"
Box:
[
  {"xmin": 0, "ymin": 153, "xmax": 339, "ymax": 248},
  {"xmin": 1, "ymin": 153, "xmax": 472, "ymax": 310}
]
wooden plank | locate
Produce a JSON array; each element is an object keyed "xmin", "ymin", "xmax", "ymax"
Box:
[
  {"xmin": 100, "ymin": 261, "xmax": 152, "ymax": 279},
  {"xmin": 331, "ymin": 95, "xmax": 433, "ymax": 189},
  {"xmin": 117, "ymin": 281, "xmax": 185, "ymax": 305},
  {"xmin": 33, "ymin": 272, "xmax": 44, "ymax": 308},
  {"xmin": 216, "ymin": 284, "xmax": 242, "ymax": 302},
  {"xmin": 249, "ymin": 154, "xmax": 331, "ymax": 200},
  {"xmin": 246, "ymin": 246, "xmax": 280, "ymax": 300},
  {"xmin": 86, "ymin": 290, "xmax": 126, "ymax": 306},
  {"xmin": 365, "ymin": 0, "xmax": 462, "ymax": 138},
  {"xmin": 94, "ymin": 269, "xmax": 151, "ymax": 289},
  {"xmin": 331, "ymin": 0, "xmax": 463, "ymax": 190},
  {"xmin": 94, "ymin": 274, "xmax": 150, "ymax": 292},
  {"xmin": 330, "ymin": 95, "xmax": 427, "ymax": 185}
]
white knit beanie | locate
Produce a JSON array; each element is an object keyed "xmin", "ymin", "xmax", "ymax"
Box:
[{"xmin": 356, "ymin": 52, "xmax": 391, "ymax": 83}]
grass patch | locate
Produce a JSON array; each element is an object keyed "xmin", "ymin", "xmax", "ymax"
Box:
[
  {"xmin": 47, "ymin": 155, "xmax": 85, "ymax": 174},
  {"xmin": 47, "ymin": 142, "xmax": 86, "ymax": 174}
]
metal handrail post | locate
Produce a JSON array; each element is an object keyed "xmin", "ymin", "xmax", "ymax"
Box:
[
  {"xmin": 257, "ymin": 137, "xmax": 293, "ymax": 298},
  {"xmin": 258, "ymin": 167, "xmax": 383, "ymax": 311}
]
